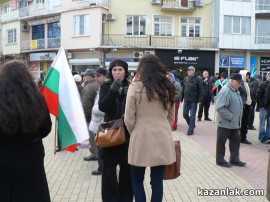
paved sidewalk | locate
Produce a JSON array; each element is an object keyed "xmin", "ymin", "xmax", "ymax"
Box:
[{"xmin": 43, "ymin": 106, "xmax": 269, "ymax": 201}]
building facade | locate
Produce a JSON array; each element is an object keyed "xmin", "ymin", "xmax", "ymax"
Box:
[
  {"xmin": 0, "ymin": 0, "xmax": 109, "ymax": 81},
  {"xmin": 214, "ymin": 0, "xmax": 270, "ymax": 78}
]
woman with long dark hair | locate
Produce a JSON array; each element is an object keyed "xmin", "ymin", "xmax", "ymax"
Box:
[
  {"xmin": 0, "ymin": 61, "xmax": 52, "ymax": 202},
  {"xmin": 124, "ymin": 54, "xmax": 176, "ymax": 202}
]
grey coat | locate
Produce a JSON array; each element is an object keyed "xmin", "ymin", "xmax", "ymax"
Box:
[{"xmin": 215, "ymin": 82, "xmax": 243, "ymax": 129}]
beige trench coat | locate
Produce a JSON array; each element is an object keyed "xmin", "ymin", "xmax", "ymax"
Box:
[{"xmin": 124, "ymin": 81, "xmax": 176, "ymax": 167}]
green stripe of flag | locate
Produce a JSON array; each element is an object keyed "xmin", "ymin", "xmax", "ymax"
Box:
[
  {"xmin": 43, "ymin": 67, "xmax": 60, "ymax": 95},
  {"xmin": 58, "ymin": 106, "xmax": 77, "ymax": 148}
]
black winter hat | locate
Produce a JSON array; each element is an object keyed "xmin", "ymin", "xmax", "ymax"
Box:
[
  {"xmin": 230, "ymin": 73, "xmax": 242, "ymax": 82},
  {"xmin": 109, "ymin": 59, "xmax": 128, "ymax": 74}
]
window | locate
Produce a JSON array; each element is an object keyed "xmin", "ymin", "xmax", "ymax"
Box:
[
  {"xmin": 181, "ymin": 17, "xmax": 201, "ymax": 37},
  {"xmin": 48, "ymin": 22, "xmax": 61, "ymax": 38},
  {"xmin": 154, "ymin": 16, "xmax": 173, "ymax": 36},
  {"xmin": 127, "ymin": 16, "xmax": 146, "ymax": 35},
  {"xmin": 224, "ymin": 16, "xmax": 251, "ymax": 34},
  {"xmin": 74, "ymin": 15, "xmax": 90, "ymax": 36},
  {"xmin": 256, "ymin": 19, "xmax": 270, "ymax": 43},
  {"xmin": 36, "ymin": 0, "xmax": 45, "ymax": 9},
  {"xmin": 32, "ymin": 24, "xmax": 45, "ymax": 39},
  {"xmin": 256, "ymin": 0, "xmax": 270, "ymax": 10},
  {"xmin": 3, "ymin": 3, "xmax": 10, "ymax": 13},
  {"xmin": 7, "ymin": 29, "xmax": 16, "ymax": 44}
]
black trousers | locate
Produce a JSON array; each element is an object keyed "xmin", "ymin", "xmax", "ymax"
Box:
[
  {"xmin": 97, "ymin": 146, "xmax": 103, "ymax": 172},
  {"xmin": 216, "ymin": 127, "xmax": 240, "ymax": 164},
  {"xmin": 240, "ymin": 104, "xmax": 250, "ymax": 141},
  {"xmin": 198, "ymin": 95, "xmax": 211, "ymax": 119},
  {"xmin": 102, "ymin": 160, "xmax": 133, "ymax": 202},
  {"xmin": 248, "ymin": 101, "xmax": 256, "ymax": 127}
]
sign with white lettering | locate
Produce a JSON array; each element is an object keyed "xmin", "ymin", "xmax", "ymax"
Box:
[
  {"xmin": 219, "ymin": 55, "xmax": 245, "ymax": 67},
  {"xmin": 156, "ymin": 50, "xmax": 215, "ymax": 69},
  {"xmin": 260, "ymin": 57, "xmax": 270, "ymax": 71}
]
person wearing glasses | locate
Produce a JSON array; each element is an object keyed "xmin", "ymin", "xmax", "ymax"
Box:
[{"xmin": 181, "ymin": 66, "xmax": 203, "ymax": 135}]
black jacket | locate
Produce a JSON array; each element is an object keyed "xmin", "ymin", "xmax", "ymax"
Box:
[
  {"xmin": 98, "ymin": 79, "xmax": 130, "ymax": 162},
  {"xmin": 0, "ymin": 105, "xmax": 52, "ymax": 202},
  {"xmin": 200, "ymin": 77, "xmax": 212, "ymax": 97},
  {"xmin": 265, "ymin": 82, "xmax": 270, "ymax": 112},
  {"xmin": 181, "ymin": 75, "xmax": 203, "ymax": 103},
  {"xmin": 256, "ymin": 80, "xmax": 269, "ymax": 108}
]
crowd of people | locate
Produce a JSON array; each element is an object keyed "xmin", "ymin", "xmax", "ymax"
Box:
[{"xmin": 1, "ymin": 56, "xmax": 270, "ymax": 201}]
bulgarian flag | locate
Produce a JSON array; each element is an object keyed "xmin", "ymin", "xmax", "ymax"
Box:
[
  {"xmin": 212, "ymin": 79, "xmax": 228, "ymax": 92},
  {"xmin": 40, "ymin": 47, "xmax": 89, "ymax": 152}
]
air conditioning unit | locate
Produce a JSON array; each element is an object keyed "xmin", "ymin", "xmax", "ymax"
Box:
[
  {"xmin": 106, "ymin": 14, "xmax": 116, "ymax": 20},
  {"xmin": 151, "ymin": 0, "xmax": 161, "ymax": 4},
  {"xmin": 195, "ymin": 0, "xmax": 204, "ymax": 6},
  {"xmin": 67, "ymin": 53, "xmax": 73, "ymax": 59},
  {"xmin": 21, "ymin": 24, "xmax": 29, "ymax": 32},
  {"xmin": 133, "ymin": 51, "xmax": 144, "ymax": 59},
  {"xmin": 144, "ymin": 51, "xmax": 155, "ymax": 55}
]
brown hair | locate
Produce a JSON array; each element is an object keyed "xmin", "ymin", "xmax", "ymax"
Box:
[{"xmin": 136, "ymin": 54, "xmax": 175, "ymax": 109}]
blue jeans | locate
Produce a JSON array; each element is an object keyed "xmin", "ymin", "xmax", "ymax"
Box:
[
  {"xmin": 259, "ymin": 108, "xmax": 270, "ymax": 141},
  {"xmin": 130, "ymin": 165, "xmax": 165, "ymax": 202},
  {"xmin": 183, "ymin": 101, "xmax": 198, "ymax": 132}
]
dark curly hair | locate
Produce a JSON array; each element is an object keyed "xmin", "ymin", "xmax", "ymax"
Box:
[
  {"xmin": 136, "ymin": 54, "xmax": 176, "ymax": 110},
  {"xmin": 0, "ymin": 60, "xmax": 47, "ymax": 135}
]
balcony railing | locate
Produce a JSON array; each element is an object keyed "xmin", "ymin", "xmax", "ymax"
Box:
[
  {"xmin": 101, "ymin": 35, "xmax": 218, "ymax": 49},
  {"xmin": 21, "ymin": 38, "xmax": 61, "ymax": 51},
  {"xmin": 255, "ymin": 36, "xmax": 270, "ymax": 44},
  {"xmin": 256, "ymin": 0, "xmax": 270, "ymax": 11},
  {"xmin": 161, "ymin": 0, "xmax": 195, "ymax": 11}
]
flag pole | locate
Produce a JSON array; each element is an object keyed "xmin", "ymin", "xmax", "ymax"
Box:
[{"xmin": 54, "ymin": 116, "xmax": 58, "ymax": 155}]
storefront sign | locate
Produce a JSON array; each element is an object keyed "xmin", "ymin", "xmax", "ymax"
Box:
[
  {"xmin": 250, "ymin": 56, "xmax": 258, "ymax": 78},
  {"xmin": 155, "ymin": 50, "xmax": 215, "ymax": 69},
  {"xmin": 219, "ymin": 55, "xmax": 245, "ymax": 67},
  {"xmin": 29, "ymin": 52, "xmax": 56, "ymax": 61},
  {"xmin": 260, "ymin": 57, "xmax": 270, "ymax": 71}
]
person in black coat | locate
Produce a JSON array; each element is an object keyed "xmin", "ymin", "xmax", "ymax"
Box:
[
  {"xmin": 0, "ymin": 61, "xmax": 52, "ymax": 202},
  {"xmin": 98, "ymin": 59, "xmax": 133, "ymax": 202}
]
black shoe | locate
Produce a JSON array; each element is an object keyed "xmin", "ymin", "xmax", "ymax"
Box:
[
  {"xmin": 241, "ymin": 139, "xmax": 252, "ymax": 145},
  {"xmin": 187, "ymin": 130, "xmax": 193, "ymax": 135},
  {"xmin": 92, "ymin": 170, "xmax": 102, "ymax": 175},
  {"xmin": 247, "ymin": 126, "xmax": 256, "ymax": 130},
  {"xmin": 217, "ymin": 162, "xmax": 232, "ymax": 168},
  {"xmin": 84, "ymin": 155, "xmax": 98, "ymax": 161},
  {"xmin": 197, "ymin": 118, "xmax": 201, "ymax": 122},
  {"xmin": 171, "ymin": 127, "xmax": 177, "ymax": 131},
  {"xmin": 230, "ymin": 161, "xmax": 246, "ymax": 167},
  {"xmin": 261, "ymin": 139, "xmax": 270, "ymax": 144},
  {"xmin": 205, "ymin": 118, "xmax": 212, "ymax": 121}
]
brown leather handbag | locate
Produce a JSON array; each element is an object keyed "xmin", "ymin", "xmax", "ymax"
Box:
[
  {"xmin": 163, "ymin": 140, "xmax": 181, "ymax": 180},
  {"xmin": 95, "ymin": 118, "xmax": 126, "ymax": 148}
]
